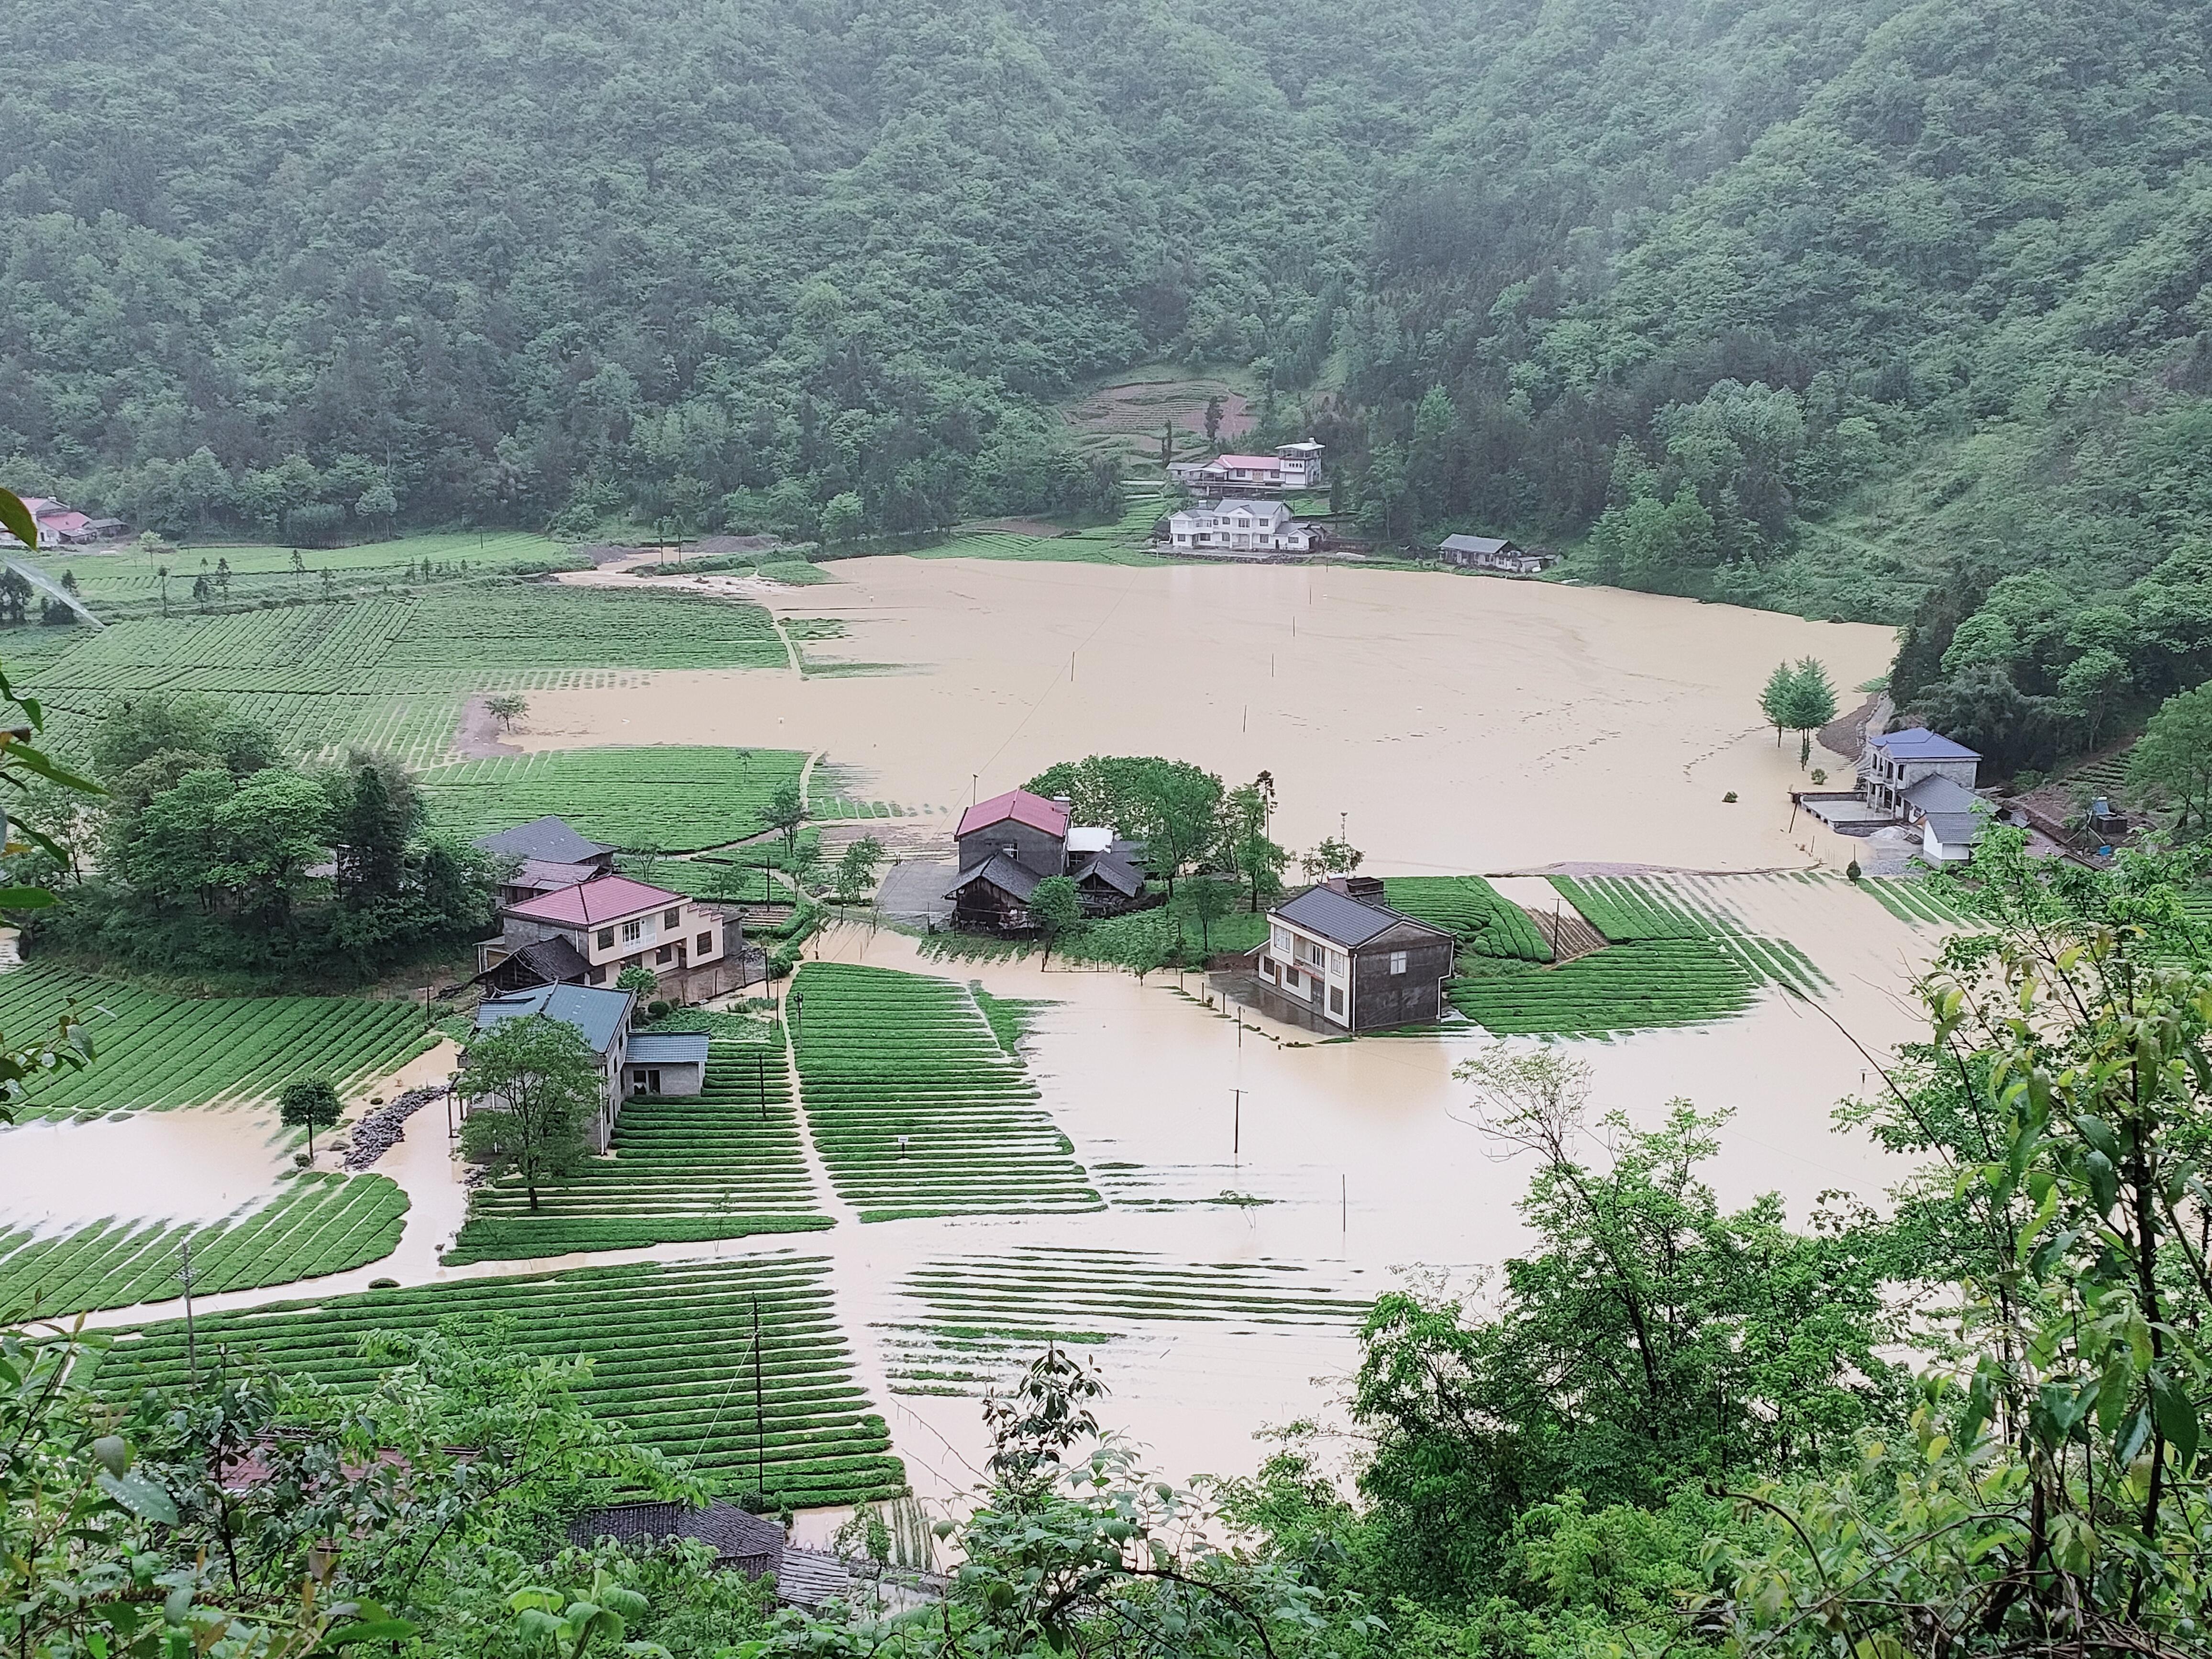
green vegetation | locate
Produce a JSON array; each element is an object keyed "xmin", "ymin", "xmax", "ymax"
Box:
[
  {"xmin": 1448, "ymin": 941, "xmax": 1758, "ymax": 1039},
  {"xmin": 790, "ymin": 962, "xmax": 1102, "ymax": 1222},
  {"xmin": 0, "ymin": 1172, "xmax": 406, "ymax": 1316},
  {"xmin": 422, "ymin": 745, "xmax": 811, "ymax": 852},
  {"xmin": 446, "ymin": 1036, "xmax": 831, "ymax": 1263},
  {"xmin": 876, "ymin": 1246, "xmax": 1370, "ymax": 1397},
  {"xmin": 90, "ymin": 1256, "xmax": 906, "ymax": 1507},
  {"xmin": 1380, "ymin": 875, "xmax": 1552, "ymax": 962},
  {"xmin": 1859, "ymin": 874, "xmax": 1980, "ymax": 928},
  {"xmin": 0, "ymin": 964, "xmax": 433, "ymax": 1119},
  {"xmin": 457, "ymin": 1012, "xmax": 607, "ymax": 1212},
  {"xmin": 971, "ymin": 987, "xmax": 1053, "ymax": 1056},
  {"xmin": 39, "ymin": 532, "xmax": 586, "ymax": 612}
]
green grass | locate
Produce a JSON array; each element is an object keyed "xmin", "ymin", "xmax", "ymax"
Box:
[
  {"xmin": 791, "ymin": 962, "xmax": 1102, "ymax": 1222},
  {"xmin": 1448, "ymin": 940, "xmax": 1759, "ymax": 1037},
  {"xmin": 1053, "ymin": 881, "xmax": 1269, "ymax": 968},
  {"xmin": 1381, "ymin": 876, "xmax": 1553, "ymax": 962},
  {"xmin": 19, "ymin": 585, "xmax": 790, "ymax": 767},
  {"xmin": 88, "ymin": 1256, "xmax": 906, "ymax": 1507},
  {"xmin": 43, "ymin": 532, "xmax": 583, "ymax": 608},
  {"xmin": 444, "ymin": 1036, "xmax": 831, "ymax": 1264},
  {"xmin": 616, "ymin": 857, "xmax": 787, "ymax": 903},
  {"xmin": 759, "ymin": 559, "xmax": 835, "ymax": 586},
  {"xmin": 0, "ymin": 1173, "xmax": 406, "ymax": 1316},
  {"xmin": 875, "ymin": 1246, "xmax": 1370, "ymax": 1397},
  {"xmin": 907, "ymin": 498, "xmax": 1172, "ymax": 567},
  {"xmin": 0, "ymin": 965, "xmax": 437, "ymax": 1120}
]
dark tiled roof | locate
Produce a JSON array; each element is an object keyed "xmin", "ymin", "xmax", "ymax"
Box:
[
  {"xmin": 945, "ymin": 855, "xmax": 1043, "ymax": 902},
  {"xmin": 1438, "ymin": 534, "xmax": 1515, "ymax": 556},
  {"xmin": 1904, "ymin": 774, "xmax": 1980, "ymax": 814},
  {"xmin": 1922, "ymin": 812, "xmax": 1984, "ymax": 844},
  {"xmin": 1274, "ymin": 885, "xmax": 1449, "ymax": 948},
  {"xmin": 476, "ymin": 815, "xmax": 616, "ymax": 864},
  {"xmin": 1069, "ymin": 851, "xmax": 1145, "ymax": 897},
  {"xmin": 567, "ymin": 1501, "xmax": 783, "ymax": 1574},
  {"xmin": 475, "ymin": 984, "xmax": 632, "ymax": 1056},
  {"xmin": 491, "ymin": 935, "xmax": 592, "ymax": 988}
]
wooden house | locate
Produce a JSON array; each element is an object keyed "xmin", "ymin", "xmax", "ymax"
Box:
[
  {"xmin": 944, "ymin": 788, "xmax": 1146, "ymax": 932},
  {"xmin": 1437, "ymin": 535, "xmax": 1555, "ymax": 575}
]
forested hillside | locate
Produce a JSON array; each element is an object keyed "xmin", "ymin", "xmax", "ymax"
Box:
[{"xmin": 7, "ymin": 0, "xmax": 2212, "ymax": 747}]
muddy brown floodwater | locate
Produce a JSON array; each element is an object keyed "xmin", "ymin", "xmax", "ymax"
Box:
[{"xmin": 536, "ymin": 557, "xmax": 1894, "ymax": 871}]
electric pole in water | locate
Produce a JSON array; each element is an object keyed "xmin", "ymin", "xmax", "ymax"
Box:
[{"xmin": 1233, "ymin": 1088, "xmax": 1243, "ymax": 1158}]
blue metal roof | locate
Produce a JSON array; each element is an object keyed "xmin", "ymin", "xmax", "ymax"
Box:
[
  {"xmin": 625, "ymin": 1033, "xmax": 710, "ymax": 1067},
  {"xmin": 1869, "ymin": 728, "xmax": 1980, "ymax": 761},
  {"xmin": 475, "ymin": 984, "xmax": 632, "ymax": 1056}
]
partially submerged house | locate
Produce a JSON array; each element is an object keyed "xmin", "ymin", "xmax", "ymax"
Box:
[
  {"xmin": 1800, "ymin": 726, "xmax": 1988, "ymax": 865},
  {"xmin": 1436, "ymin": 535, "xmax": 1554, "ymax": 575},
  {"xmin": 944, "ymin": 788, "xmax": 1146, "ymax": 932},
  {"xmin": 1255, "ymin": 877, "xmax": 1457, "ymax": 1032},
  {"xmin": 1167, "ymin": 441, "xmax": 1326, "ymax": 498},
  {"xmin": 1162, "ymin": 498, "xmax": 1316, "ymax": 557},
  {"xmin": 469, "ymin": 983, "xmax": 638, "ymax": 1151},
  {"xmin": 1859, "ymin": 729, "xmax": 1981, "ymax": 814},
  {"xmin": 477, "ymin": 869, "xmax": 743, "ymax": 1000}
]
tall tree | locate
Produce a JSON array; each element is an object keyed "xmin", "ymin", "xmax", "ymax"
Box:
[
  {"xmin": 2129, "ymin": 680, "xmax": 2212, "ymax": 837},
  {"xmin": 457, "ymin": 1015, "xmax": 602, "ymax": 1212},
  {"xmin": 277, "ymin": 1075, "xmax": 343, "ymax": 1157}
]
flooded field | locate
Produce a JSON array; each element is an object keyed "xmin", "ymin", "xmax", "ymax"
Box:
[{"xmin": 24, "ymin": 556, "xmax": 1936, "ymax": 1522}]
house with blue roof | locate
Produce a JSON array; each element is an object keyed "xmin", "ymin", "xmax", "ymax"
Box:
[
  {"xmin": 469, "ymin": 983, "xmax": 712, "ymax": 1152},
  {"xmin": 1859, "ymin": 727, "xmax": 1986, "ymax": 863}
]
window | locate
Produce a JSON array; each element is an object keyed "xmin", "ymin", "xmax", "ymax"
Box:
[
  {"xmin": 1390, "ymin": 951, "xmax": 1407, "ymax": 975},
  {"xmin": 697, "ymin": 931, "xmax": 713, "ymax": 954},
  {"xmin": 1328, "ymin": 986, "xmax": 1344, "ymax": 1016},
  {"xmin": 597, "ymin": 928, "xmax": 614, "ymax": 950},
  {"xmin": 664, "ymin": 908, "xmax": 680, "ymax": 928},
  {"xmin": 1271, "ymin": 926, "xmax": 1291, "ymax": 953},
  {"xmin": 622, "ymin": 920, "xmax": 642, "ymax": 942},
  {"xmin": 1299, "ymin": 938, "xmax": 1325, "ymax": 968},
  {"xmin": 1284, "ymin": 968, "xmax": 1301, "ymax": 991},
  {"xmin": 655, "ymin": 945, "xmax": 674, "ymax": 965}
]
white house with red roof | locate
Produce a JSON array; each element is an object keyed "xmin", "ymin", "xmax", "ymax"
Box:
[
  {"xmin": 943, "ymin": 788, "xmax": 1146, "ymax": 932},
  {"xmin": 1167, "ymin": 441, "xmax": 1325, "ymax": 498},
  {"xmin": 0, "ymin": 498, "xmax": 111, "ymax": 549},
  {"xmin": 478, "ymin": 869, "xmax": 737, "ymax": 998}
]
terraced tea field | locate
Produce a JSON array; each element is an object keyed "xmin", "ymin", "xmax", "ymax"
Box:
[
  {"xmin": 0, "ymin": 966, "xmax": 436, "ymax": 1119},
  {"xmin": 875, "ymin": 1246, "xmax": 1371, "ymax": 1398},
  {"xmin": 1860, "ymin": 876, "xmax": 1979, "ymax": 928},
  {"xmin": 445, "ymin": 1035, "xmax": 831, "ymax": 1263},
  {"xmin": 1380, "ymin": 876, "xmax": 1552, "ymax": 961},
  {"xmin": 1551, "ymin": 875, "xmax": 1828, "ymax": 995},
  {"xmin": 0, "ymin": 1173, "xmax": 406, "ymax": 1316},
  {"xmin": 1448, "ymin": 940, "xmax": 1759, "ymax": 1037},
  {"xmin": 422, "ymin": 746, "xmax": 816, "ymax": 851},
  {"xmin": 89, "ymin": 1256, "xmax": 905, "ymax": 1507},
  {"xmin": 790, "ymin": 963, "xmax": 1103, "ymax": 1222}
]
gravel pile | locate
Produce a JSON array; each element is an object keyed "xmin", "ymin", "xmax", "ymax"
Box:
[{"xmin": 343, "ymin": 1083, "xmax": 448, "ymax": 1170}]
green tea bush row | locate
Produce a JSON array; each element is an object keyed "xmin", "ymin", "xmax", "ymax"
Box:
[
  {"xmin": 88, "ymin": 1257, "xmax": 906, "ymax": 1507},
  {"xmin": 0, "ymin": 1173, "xmax": 406, "ymax": 1316},
  {"xmin": 1380, "ymin": 876, "xmax": 1552, "ymax": 962},
  {"xmin": 1448, "ymin": 940, "xmax": 1757, "ymax": 1037},
  {"xmin": 0, "ymin": 966, "xmax": 436, "ymax": 1119},
  {"xmin": 1862, "ymin": 876, "xmax": 1979, "ymax": 927},
  {"xmin": 791, "ymin": 962, "xmax": 1102, "ymax": 1222},
  {"xmin": 1548, "ymin": 875, "xmax": 1723, "ymax": 942},
  {"xmin": 878, "ymin": 1246, "xmax": 1371, "ymax": 1398},
  {"xmin": 445, "ymin": 1037, "xmax": 831, "ymax": 1264}
]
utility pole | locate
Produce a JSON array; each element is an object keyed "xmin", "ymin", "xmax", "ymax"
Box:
[
  {"xmin": 1232, "ymin": 1088, "xmax": 1243, "ymax": 1159},
  {"xmin": 1341, "ymin": 1174, "xmax": 1347, "ymax": 1234},
  {"xmin": 751, "ymin": 1293, "xmax": 768, "ymax": 1501}
]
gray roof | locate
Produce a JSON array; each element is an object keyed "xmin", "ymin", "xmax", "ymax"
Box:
[
  {"xmin": 1870, "ymin": 728, "xmax": 1980, "ymax": 762},
  {"xmin": 1904, "ymin": 774, "xmax": 1980, "ymax": 815},
  {"xmin": 475, "ymin": 984, "xmax": 632, "ymax": 1056},
  {"xmin": 1274, "ymin": 885, "xmax": 1449, "ymax": 949},
  {"xmin": 1922, "ymin": 813, "xmax": 1984, "ymax": 846},
  {"xmin": 476, "ymin": 816, "xmax": 616, "ymax": 864},
  {"xmin": 490, "ymin": 935, "xmax": 592, "ymax": 987},
  {"xmin": 945, "ymin": 855, "xmax": 1043, "ymax": 903},
  {"xmin": 1438, "ymin": 534, "xmax": 1516, "ymax": 556},
  {"xmin": 1070, "ymin": 851, "xmax": 1146, "ymax": 898},
  {"xmin": 625, "ymin": 1032, "xmax": 710, "ymax": 1067}
]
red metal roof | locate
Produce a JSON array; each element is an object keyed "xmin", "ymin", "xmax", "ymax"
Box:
[
  {"xmin": 956, "ymin": 788, "xmax": 1070, "ymax": 841},
  {"xmin": 506, "ymin": 872, "xmax": 683, "ymax": 926}
]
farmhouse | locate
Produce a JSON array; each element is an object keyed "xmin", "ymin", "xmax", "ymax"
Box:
[
  {"xmin": 943, "ymin": 788, "xmax": 1146, "ymax": 932},
  {"xmin": 477, "ymin": 869, "xmax": 744, "ymax": 999},
  {"xmin": 0, "ymin": 498, "xmax": 104, "ymax": 549},
  {"xmin": 476, "ymin": 816, "xmax": 618, "ymax": 870},
  {"xmin": 468, "ymin": 983, "xmax": 639, "ymax": 1152},
  {"xmin": 1166, "ymin": 441, "xmax": 1327, "ymax": 498},
  {"xmin": 1437, "ymin": 535, "xmax": 1554, "ymax": 575},
  {"xmin": 1162, "ymin": 498, "xmax": 1315, "ymax": 557},
  {"xmin": 1254, "ymin": 877, "xmax": 1457, "ymax": 1032}
]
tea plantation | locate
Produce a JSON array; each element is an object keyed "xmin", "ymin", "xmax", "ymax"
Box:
[
  {"xmin": 90, "ymin": 1256, "xmax": 907, "ymax": 1508},
  {"xmin": 0, "ymin": 1173, "xmax": 407, "ymax": 1316},
  {"xmin": 0, "ymin": 965, "xmax": 436, "ymax": 1119},
  {"xmin": 876, "ymin": 1246, "xmax": 1371, "ymax": 1398},
  {"xmin": 1860, "ymin": 875, "xmax": 1979, "ymax": 927},
  {"xmin": 790, "ymin": 962, "xmax": 1104, "ymax": 1222},
  {"xmin": 1380, "ymin": 876, "xmax": 1552, "ymax": 962},
  {"xmin": 421, "ymin": 745, "xmax": 817, "ymax": 852},
  {"xmin": 444, "ymin": 1035, "xmax": 832, "ymax": 1263}
]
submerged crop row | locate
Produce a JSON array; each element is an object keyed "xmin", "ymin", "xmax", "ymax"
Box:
[
  {"xmin": 790, "ymin": 962, "xmax": 1103, "ymax": 1223},
  {"xmin": 0, "ymin": 965, "xmax": 436, "ymax": 1119},
  {"xmin": 88, "ymin": 1256, "xmax": 906, "ymax": 1508},
  {"xmin": 445, "ymin": 1035, "xmax": 831, "ymax": 1264},
  {"xmin": 0, "ymin": 1173, "xmax": 406, "ymax": 1317}
]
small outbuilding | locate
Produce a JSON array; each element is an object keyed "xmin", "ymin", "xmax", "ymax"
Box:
[
  {"xmin": 1257, "ymin": 877, "xmax": 1457, "ymax": 1032},
  {"xmin": 624, "ymin": 1030, "xmax": 709, "ymax": 1097},
  {"xmin": 1436, "ymin": 535, "xmax": 1554, "ymax": 575}
]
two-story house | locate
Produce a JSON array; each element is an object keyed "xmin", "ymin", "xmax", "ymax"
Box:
[
  {"xmin": 1166, "ymin": 441, "xmax": 1327, "ymax": 498},
  {"xmin": 1163, "ymin": 498, "xmax": 1315, "ymax": 556},
  {"xmin": 478, "ymin": 870, "xmax": 738, "ymax": 999},
  {"xmin": 1858, "ymin": 728, "xmax": 1985, "ymax": 862},
  {"xmin": 1255, "ymin": 878, "xmax": 1457, "ymax": 1032},
  {"xmin": 468, "ymin": 983, "xmax": 637, "ymax": 1152}
]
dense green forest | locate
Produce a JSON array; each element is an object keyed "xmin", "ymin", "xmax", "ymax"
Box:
[{"xmin": 7, "ymin": 0, "xmax": 2212, "ymax": 756}]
